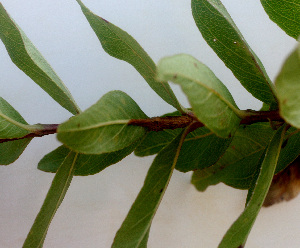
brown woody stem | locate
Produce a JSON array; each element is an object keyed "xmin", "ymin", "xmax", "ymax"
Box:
[{"xmin": 0, "ymin": 110, "xmax": 285, "ymax": 144}]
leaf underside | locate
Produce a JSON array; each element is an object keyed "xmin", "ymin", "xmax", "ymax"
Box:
[{"xmin": 57, "ymin": 90, "xmax": 147, "ymax": 154}]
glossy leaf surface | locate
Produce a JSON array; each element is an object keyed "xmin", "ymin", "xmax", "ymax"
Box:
[
  {"xmin": 112, "ymin": 130, "xmax": 187, "ymax": 248},
  {"xmin": 23, "ymin": 152, "xmax": 77, "ymax": 248},
  {"xmin": 0, "ymin": 4, "xmax": 79, "ymax": 115},
  {"xmin": 57, "ymin": 91, "xmax": 147, "ymax": 154},
  {"xmin": 0, "ymin": 138, "xmax": 32, "ymax": 165},
  {"xmin": 76, "ymin": 0, "xmax": 182, "ymax": 111},
  {"xmin": 192, "ymin": 123, "xmax": 275, "ymax": 191},
  {"xmin": 157, "ymin": 54, "xmax": 241, "ymax": 138},
  {"xmin": 219, "ymin": 125, "xmax": 286, "ymax": 248},
  {"xmin": 192, "ymin": 0, "xmax": 276, "ymax": 105},
  {"xmin": 276, "ymin": 43, "xmax": 300, "ymax": 128},
  {"xmin": 261, "ymin": 0, "xmax": 300, "ymax": 39},
  {"xmin": 38, "ymin": 142, "xmax": 137, "ymax": 176}
]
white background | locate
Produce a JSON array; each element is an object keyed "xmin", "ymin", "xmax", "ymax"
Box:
[{"xmin": 0, "ymin": 0, "xmax": 299, "ymax": 247}]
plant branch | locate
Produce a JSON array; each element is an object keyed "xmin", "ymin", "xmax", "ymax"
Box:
[
  {"xmin": 0, "ymin": 124, "xmax": 58, "ymax": 143},
  {"xmin": 0, "ymin": 110, "xmax": 285, "ymax": 144}
]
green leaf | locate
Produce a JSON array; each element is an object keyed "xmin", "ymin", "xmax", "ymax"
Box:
[
  {"xmin": 275, "ymin": 128, "xmax": 300, "ymax": 173},
  {"xmin": 57, "ymin": 90, "xmax": 147, "ymax": 154},
  {"xmin": 0, "ymin": 138, "xmax": 32, "ymax": 165},
  {"xmin": 0, "ymin": 3, "xmax": 80, "ymax": 115},
  {"xmin": 218, "ymin": 125, "xmax": 286, "ymax": 248},
  {"xmin": 75, "ymin": 0, "xmax": 183, "ymax": 112},
  {"xmin": 192, "ymin": 0, "xmax": 277, "ymax": 105},
  {"xmin": 0, "ymin": 97, "xmax": 32, "ymax": 139},
  {"xmin": 38, "ymin": 142, "xmax": 137, "ymax": 176},
  {"xmin": 192, "ymin": 123, "xmax": 275, "ymax": 191},
  {"xmin": 175, "ymin": 127, "xmax": 231, "ymax": 172},
  {"xmin": 112, "ymin": 129, "xmax": 188, "ymax": 248},
  {"xmin": 261, "ymin": 0, "xmax": 300, "ymax": 39},
  {"xmin": 157, "ymin": 54, "xmax": 241, "ymax": 138},
  {"xmin": 134, "ymin": 129, "xmax": 180, "ymax": 157},
  {"xmin": 23, "ymin": 151, "xmax": 78, "ymax": 248},
  {"xmin": 276, "ymin": 42, "xmax": 300, "ymax": 128}
]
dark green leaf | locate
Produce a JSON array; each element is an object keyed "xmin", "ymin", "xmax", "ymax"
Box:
[
  {"xmin": 23, "ymin": 151, "xmax": 78, "ymax": 248},
  {"xmin": 261, "ymin": 0, "xmax": 300, "ymax": 39},
  {"xmin": 75, "ymin": 0, "xmax": 183, "ymax": 112},
  {"xmin": 112, "ymin": 129, "xmax": 188, "ymax": 248},
  {"xmin": 275, "ymin": 42, "xmax": 300, "ymax": 128},
  {"xmin": 0, "ymin": 4, "xmax": 80, "ymax": 115},
  {"xmin": 219, "ymin": 125, "xmax": 286, "ymax": 248},
  {"xmin": 192, "ymin": 123, "xmax": 275, "ymax": 191},
  {"xmin": 157, "ymin": 54, "xmax": 241, "ymax": 138},
  {"xmin": 134, "ymin": 129, "xmax": 180, "ymax": 157},
  {"xmin": 192, "ymin": 0, "xmax": 277, "ymax": 105},
  {"xmin": 276, "ymin": 128, "xmax": 300, "ymax": 173},
  {"xmin": 38, "ymin": 142, "xmax": 137, "ymax": 176},
  {"xmin": 57, "ymin": 90, "xmax": 147, "ymax": 154},
  {"xmin": 0, "ymin": 138, "xmax": 32, "ymax": 165}
]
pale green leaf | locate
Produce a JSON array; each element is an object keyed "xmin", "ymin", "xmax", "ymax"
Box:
[
  {"xmin": 0, "ymin": 3, "xmax": 80, "ymax": 115},
  {"xmin": 38, "ymin": 142, "xmax": 137, "ymax": 176},
  {"xmin": 276, "ymin": 43, "xmax": 300, "ymax": 128},
  {"xmin": 75, "ymin": 0, "xmax": 183, "ymax": 112},
  {"xmin": 0, "ymin": 97, "xmax": 32, "ymax": 139},
  {"xmin": 112, "ymin": 129, "xmax": 188, "ymax": 248},
  {"xmin": 192, "ymin": 0, "xmax": 277, "ymax": 105},
  {"xmin": 57, "ymin": 90, "xmax": 147, "ymax": 154},
  {"xmin": 261, "ymin": 0, "xmax": 300, "ymax": 39},
  {"xmin": 219, "ymin": 125, "xmax": 286, "ymax": 248},
  {"xmin": 157, "ymin": 54, "xmax": 241, "ymax": 138},
  {"xmin": 0, "ymin": 138, "xmax": 32, "ymax": 165},
  {"xmin": 23, "ymin": 151, "xmax": 78, "ymax": 248}
]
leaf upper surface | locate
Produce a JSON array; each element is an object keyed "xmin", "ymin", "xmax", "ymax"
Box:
[
  {"xmin": 157, "ymin": 54, "xmax": 241, "ymax": 138},
  {"xmin": 23, "ymin": 151, "xmax": 77, "ymax": 248},
  {"xmin": 57, "ymin": 90, "xmax": 147, "ymax": 154},
  {"xmin": 192, "ymin": 0, "xmax": 277, "ymax": 105},
  {"xmin": 276, "ymin": 42, "xmax": 300, "ymax": 128},
  {"xmin": 261, "ymin": 0, "xmax": 300, "ymax": 39},
  {"xmin": 75, "ymin": 0, "xmax": 183, "ymax": 112},
  {"xmin": 219, "ymin": 125, "xmax": 286, "ymax": 248},
  {"xmin": 112, "ymin": 130, "xmax": 187, "ymax": 248},
  {"xmin": 0, "ymin": 4, "xmax": 80, "ymax": 115}
]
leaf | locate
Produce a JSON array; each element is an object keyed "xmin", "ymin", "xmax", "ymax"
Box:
[
  {"xmin": 57, "ymin": 90, "xmax": 147, "ymax": 154},
  {"xmin": 134, "ymin": 129, "xmax": 181, "ymax": 157},
  {"xmin": 75, "ymin": 0, "xmax": 183, "ymax": 112},
  {"xmin": 38, "ymin": 142, "xmax": 137, "ymax": 176},
  {"xmin": 23, "ymin": 151, "xmax": 78, "ymax": 248},
  {"xmin": 218, "ymin": 125, "xmax": 286, "ymax": 248},
  {"xmin": 0, "ymin": 138, "xmax": 32, "ymax": 165},
  {"xmin": 275, "ymin": 42, "xmax": 300, "ymax": 128},
  {"xmin": 0, "ymin": 97, "xmax": 32, "ymax": 139},
  {"xmin": 112, "ymin": 129, "xmax": 188, "ymax": 248},
  {"xmin": 176, "ymin": 127, "xmax": 231, "ymax": 172},
  {"xmin": 192, "ymin": 123, "xmax": 275, "ymax": 191},
  {"xmin": 0, "ymin": 3, "xmax": 80, "ymax": 115},
  {"xmin": 192, "ymin": 0, "xmax": 277, "ymax": 105},
  {"xmin": 261, "ymin": 0, "xmax": 300, "ymax": 39},
  {"xmin": 275, "ymin": 128, "xmax": 300, "ymax": 173},
  {"xmin": 157, "ymin": 54, "xmax": 241, "ymax": 138}
]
